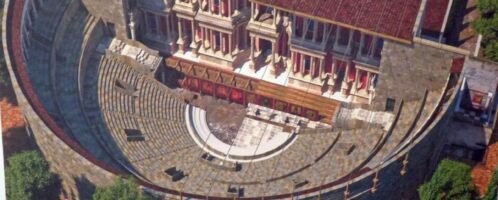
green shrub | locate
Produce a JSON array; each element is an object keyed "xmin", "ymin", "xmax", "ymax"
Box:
[
  {"xmin": 418, "ymin": 159, "xmax": 476, "ymax": 200},
  {"xmin": 93, "ymin": 177, "xmax": 155, "ymax": 200},
  {"xmin": 6, "ymin": 151, "xmax": 59, "ymax": 200},
  {"xmin": 474, "ymin": 0, "xmax": 498, "ymax": 61}
]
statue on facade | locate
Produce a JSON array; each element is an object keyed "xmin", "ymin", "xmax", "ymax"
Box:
[{"xmin": 129, "ymin": 10, "xmax": 137, "ymax": 40}]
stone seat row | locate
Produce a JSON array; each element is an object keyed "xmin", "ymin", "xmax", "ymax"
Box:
[
  {"xmin": 97, "ymin": 56, "xmax": 196, "ymax": 163},
  {"xmin": 137, "ymin": 79, "xmax": 185, "ymax": 120}
]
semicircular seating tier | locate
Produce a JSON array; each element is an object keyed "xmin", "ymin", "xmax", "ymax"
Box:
[{"xmin": 8, "ymin": 0, "xmax": 460, "ymax": 198}]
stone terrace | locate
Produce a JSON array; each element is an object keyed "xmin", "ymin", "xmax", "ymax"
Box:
[{"xmin": 374, "ymin": 41, "xmax": 459, "ymax": 107}]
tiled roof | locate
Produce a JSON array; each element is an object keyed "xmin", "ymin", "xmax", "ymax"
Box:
[
  {"xmin": 422, "ymin": 0, "xmax": 451, "ymax": 33},
  {"xmin": 254, "ymin": 0, "xmax": 422, "ymax": 42}
]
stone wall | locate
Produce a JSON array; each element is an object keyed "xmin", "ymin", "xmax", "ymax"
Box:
[
  {"xmin": 360, "ymin": 98, "xmax": 453, "ymax": 200},
  {"xmin": 24, "ymin": 108, "xmax": 117, "ymax": 199},
  {"xmin": 5, "ymin": 58, "xmax": 117, "ymax": 199},
  {"xmin": 2, "ymin": 0, "xmax": 118, "ymax": 199}
]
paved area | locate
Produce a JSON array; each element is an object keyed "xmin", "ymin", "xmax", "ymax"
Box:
[
  {"xmin": 337, "ymin": 108, "xmax": 394, "ymax": 130},
  {"xmin": 374, "ymin": 41, "xmax": 458, "ymax": 110},
  {"xmin": 234, "ymin": 118, "xmax": 287, "ymax": 148},
  {"xmin": 188, "ymin": 106, "xmax": 294, "ymax": 162}
]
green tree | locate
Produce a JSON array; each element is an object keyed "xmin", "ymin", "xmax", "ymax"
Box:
[
  {"xmin": 418, "ymin": 159, "xmax": 476, "ymax": 200},
  {"xmin": 6, "ymin": 151, "xmax": 59, "ymax": 200},
  {"xmin": 474, "ymin": 0, "xmax": 498, "ymax": 61},
  {"xmin": 93, "ymin": 177, "xmax": 155, "ymax": 200},
  {"xmin": 483, "ymin": 168, "xmax": 498, "ymax": 200}
]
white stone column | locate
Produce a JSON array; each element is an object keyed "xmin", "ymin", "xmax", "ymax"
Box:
[
  {"xmin": 328, "ymin": 59, "xmax": 337, "ymax": 93},
  {"xmin": 341, "ymin": 61, "xmax": 351, "ymax": 97},
  {"xmin": 367, "ymin": 72, "xmax": 374, "ymax": 104},
  {"xmin": 319, "ymin": 58, "xmax": 324, "ymax": 80},
  {"xmin": 331, "ymin": 59, "xmax": 337, "ymax": 80},
  {"xmin": 211, "ymin": 30, "xmax": 216, "ymax": 53},
  {"xmin": 229, "ymin": 33, "xmax": 233, "ymax": 56},
  {"xmin": 191, "ymin": 21, "xmax": 197, "ymax": 42},
  {"xmin": 254, "ymin": 3, "xmax": 260, "ymax": 20},
  {"xmin": 251, "ymin": 2, "xmax": 255, "ymax": 20},
  {"xmin": 177, "ymin": 18, "xmax": 185, "ymax": 54},
  {"xmin": 249, "ymin": 36, "xmax": 256, "ymax": 69},
  {"xmin": 201, "ymin": 27, "xmax": 207, "ymax": 49},
  {"xmin": 209, "ymin": 0, "xmax": 213, "ymax": 14},
  {"xmin": 233, "ymin": 27, "xmax": 240, "ymax": 53},
  {"xmin": 128, "ymin": 12, "xmax": 137, "ymax": 41},
  {"xmin": 351, "ymin": 68, "xmax": 360, "ymax": 94},
  {"xmin": 272, "ymin": 9, "xmax": 277, "ymax": 27},
  {"xmin": 291, "ymin": 51, "xmax": 296, "ymax": 73},
  {"xmin": 219, "ymin": 0, "xmax": 224, "ymax": 17},
  {"xmin": 190, "ymin": 21, "xmax": 199, "ymax": 56},
  {"xmin": 270, "ymin": 40, "xmax": 277, "ymax": 74},
  {"xmin": 309, "ymin": 57, "xmax": 315, "ymax": 78}
]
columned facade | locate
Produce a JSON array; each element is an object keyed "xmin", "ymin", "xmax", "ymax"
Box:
[
  {"xmin": 130, "ymin": 0, "xmax": 385, "ymax": 103},
  {"xmin": 135, "ymin": 0, "xmax": 178, "ymax": 53}
]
